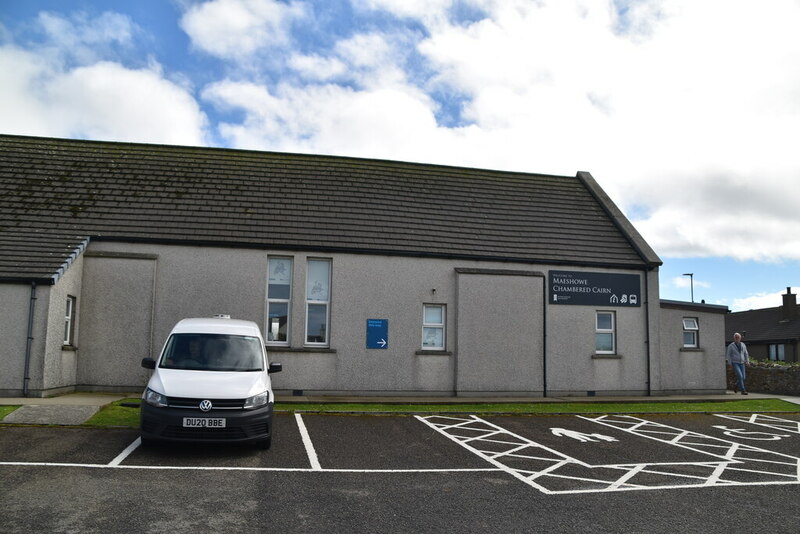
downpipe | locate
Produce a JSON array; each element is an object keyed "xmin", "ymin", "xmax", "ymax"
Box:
[{"xmin": 23, "ymin": 281, "xmax": 37, "ymax": 397}]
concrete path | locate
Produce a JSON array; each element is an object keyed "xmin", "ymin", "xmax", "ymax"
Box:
[{"xmin": 2, "ymin": 405, "xmax": 101, "ymax": 425}]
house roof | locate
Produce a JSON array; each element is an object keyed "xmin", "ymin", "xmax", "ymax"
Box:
[
  {"xmin": 726, "ymin": 305, "xmax": 800, "ymax": 343},
  {"xmin": 0, "ymin": 134, "xmax": 661, "ymax": 284}
]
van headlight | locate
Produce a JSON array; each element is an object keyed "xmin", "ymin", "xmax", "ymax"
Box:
[
  {"xmin": 144, "ymin": 388, "xmax": 168, "ymax": 408},
  {"xmin": 243, "ymin": 390, "xmax": 270, "ymax": 409}
]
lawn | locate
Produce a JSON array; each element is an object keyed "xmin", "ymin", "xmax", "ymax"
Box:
[
  {"xmin": 0, "ymin": 405, "xmax": 19, "ymax": 420},
  {"xmin": 278, "ymin": 399, "xmax": 800, "ymax": 415},
  {"xmin": 79, "ymin": 398, "xmax": 800, "ymax": 428}
]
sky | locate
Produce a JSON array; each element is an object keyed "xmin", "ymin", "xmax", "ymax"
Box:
[{"xmin": 1, "ymin": 0, "xmax": 798, "ymax": 312}]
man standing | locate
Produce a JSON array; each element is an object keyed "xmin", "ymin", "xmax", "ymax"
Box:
[{"xmin": 726, "ymin": 332, "xmax": 749, "ymax": 394}]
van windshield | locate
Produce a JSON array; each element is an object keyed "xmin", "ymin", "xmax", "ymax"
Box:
[{"xmin": 159, "ymin": 333, "xmax": 265, "ymax": 371}]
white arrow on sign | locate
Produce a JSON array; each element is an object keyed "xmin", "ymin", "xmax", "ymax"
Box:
[{"xmin": 378, "ymin": 338, "xmax": 387, "ymax": 347}]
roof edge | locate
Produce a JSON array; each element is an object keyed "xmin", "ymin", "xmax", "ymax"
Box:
[
  {"xmin": 660, "ymin": 299, "xmax": 729, "ymax": 314},
  {"xmin": 51, "ymin": 238, "xmax": 91, "ymax": 284},
  {"xmin": 576, "ymin": 171, "xmax": 662, "ymax": 269}
]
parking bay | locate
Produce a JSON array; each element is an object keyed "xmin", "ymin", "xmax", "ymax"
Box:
[{"xmin": 0, "ymin": 413, "xmax": 797, "ymax": 488}]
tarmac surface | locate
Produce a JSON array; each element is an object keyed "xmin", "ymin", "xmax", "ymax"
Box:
[{"xmin": 1, "ymin": 391, "xmax": 799, "ymax": 425}]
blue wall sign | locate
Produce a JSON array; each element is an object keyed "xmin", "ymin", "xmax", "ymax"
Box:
[{"xmin": 366, "ymin": 319, "xmax": 389, "ymax": 349}]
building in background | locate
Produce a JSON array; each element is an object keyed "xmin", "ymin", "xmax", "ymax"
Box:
[
  {"xmin": 726, "ymin": 288, "xmax": 799, "ymax": 363},
  {"xmin": 1, "ymin": 134, "xmax": 725, "ymax": 397}
]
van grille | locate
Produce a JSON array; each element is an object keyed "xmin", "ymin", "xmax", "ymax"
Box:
[
  {"xmin": 160, "ymin": 422, "xmax": 269, "ymax": 440},
  {"xmin": 167, "ymin": 397, "xmax": 246, "ymax": 410}
]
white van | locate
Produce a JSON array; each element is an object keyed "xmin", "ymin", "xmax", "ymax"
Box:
[{"xmin": 140, "ymin": 316, "xmax": 281, "ymax": 448}]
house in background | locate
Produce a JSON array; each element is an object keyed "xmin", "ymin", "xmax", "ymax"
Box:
[
  {"xmin": 726, "ymin": 288, "xmax": 799, "ymax": 363},
  {"xmin": 1, "ymin": 134, "xmax": 727, "ymax": 397}
]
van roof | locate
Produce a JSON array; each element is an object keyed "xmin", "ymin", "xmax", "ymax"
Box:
[{"xmin": 170, "ymin": 317, "xmax": 263, "ymax": 338}]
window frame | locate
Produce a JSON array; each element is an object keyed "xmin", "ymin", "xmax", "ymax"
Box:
[
  {"xmin": 266, "ymin": 257, "xmax": 293, "ymax": 346},
  {"xmin": 421, "ymin": 304, "xmax": 446, "ymax": 351},
  {"xmin": 595, "ymin": 311, "xmax": 616, "ymax": 354},
  {"xmin": 63, "ymin": 295, "xmax": 77, "ymax": 346},
  {"xmin": 769, "ymin": 343, "xmax": 785, "ymax": 361},
  {"xmin": 305, "ymin": 258, "xmax": 331, "ymax": 347},
  {"xmin": 682, "ymin": 317, "xmax": 699, "ymax": 348}
]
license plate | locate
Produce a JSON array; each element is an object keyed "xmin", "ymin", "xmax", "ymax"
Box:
[{"xmin": 183, "ymin": 417, "xmax": 226, "ymax": 428}]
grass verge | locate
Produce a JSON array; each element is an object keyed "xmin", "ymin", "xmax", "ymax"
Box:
[
  {"xmin": 83, "ymin": 398, "xmax": 142, "ymax": 427},
  {"xmin": 0, "ymin": 406, "xmax": 20, "ymax": 420},
  {"xmin": 77, "ymin": 398, "xmax": 800, "ymax": 428},
  {"xmin": 277, "ymin": 399, "xmax": 800, "ymax": 415}
]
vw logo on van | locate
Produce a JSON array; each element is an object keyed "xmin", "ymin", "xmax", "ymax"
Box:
[{"xmin": 199, "ymin": 400, "xmax": 213, "ymax": 412}]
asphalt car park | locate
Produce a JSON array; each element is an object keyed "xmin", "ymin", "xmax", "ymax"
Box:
[{"xmin": 1, "ymin": 412, "xmax": 799, "ymax": 533}]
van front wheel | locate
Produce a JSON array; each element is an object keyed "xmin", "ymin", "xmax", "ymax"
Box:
[{"xmin": 258, "ymin": 436, "xmax": 272, "ymax": 450}]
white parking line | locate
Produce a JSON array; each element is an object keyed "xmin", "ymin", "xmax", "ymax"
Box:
[
  {"xmin": 0, "ymin": 461, "xmax": 497, "ymax": 473},
  {"xmin": 295, "ymin": 413, "xmax": 321, "ymax": 470},
  {"xmin": 108, "ymin": 437, "xmax": 141, "ymax": 466}
]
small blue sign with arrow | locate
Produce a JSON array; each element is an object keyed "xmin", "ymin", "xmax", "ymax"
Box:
[{"xmin": 366, "ymin": 319, "xmax": 388, "ymax": 349}]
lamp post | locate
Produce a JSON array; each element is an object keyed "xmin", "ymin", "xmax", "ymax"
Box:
[{"xmin": 683, "ymin": 273, "xmax": 694, "ymax": 302}]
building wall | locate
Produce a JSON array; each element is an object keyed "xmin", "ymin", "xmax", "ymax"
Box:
[
  {"xmin": 42, "ymin": 254, "xmax": 84, "ymax": 394},
  {"xmin": 547, "ymin": 268, "xmax": 657, "ymax": 396},
  {"xmin": 76, "ymin": 244, "xmax": 268, "ymax": 391},
  {"xmin": 77, "ymin": 251, "xmax": 157, "ymax": 391},
  {"xmin": 8, "ymin": 241, "xmax": 707, "ymax": 397},
  {"xmin": 658, "ymin": 304, "xmax": 727, "ymax": 394},
  {"xmin": 455, "ymin": 270, "xmax": 545, "ymax": 395},
  {"xmin": 0, "ymin": 283, "xmax": 51, "ymax": 396}
]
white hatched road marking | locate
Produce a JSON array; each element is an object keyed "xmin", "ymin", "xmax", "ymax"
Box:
[
  {"xmin": 1, "ymin": 413, "xmax": 798, "ymax": 496},
  {"xmin": 417, "ymin": 414, "xmax": 800, "ymax": 494},
  {"xmin": 713, "ymin": 413, "xmax": 800, "ymax": 434}
]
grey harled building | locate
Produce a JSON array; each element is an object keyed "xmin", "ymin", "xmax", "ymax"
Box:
[{"xmin": 0, "ymin": 134, "xmax": 725, "ymax": 397}]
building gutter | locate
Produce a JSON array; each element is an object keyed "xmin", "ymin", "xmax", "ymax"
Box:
[
  {"xmin": 23, "ymin": 281, "xmax": 37, "ymax": 397},
  {"xmin": 644, "ymin": 269, "xmax": 652, "ymax": 396},
  {"xmin": 542, "ymin": 275, "xmax": 548, "ymax": 397}
]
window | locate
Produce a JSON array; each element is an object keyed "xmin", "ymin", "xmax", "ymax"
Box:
[
  {"xmin": 64, "ymin": 295, "xmax": 77, "ymax": 346},
  {"xmin": 306, "ymin": 259, "xmax": 331, "ymax": 345},
  {"xmin": 769, "ymin": 344, "xmax": 785, "ymax": 361},
  {"xmin": 595, "ymin": 312, "xmax": 615, "ymax": 354},
  {"xmin": 682, "ymin": 317, "xmax": 699, "ymax": 348},
  {"xmin": 422, "ymin": 304, "xmax": 445, "ymax": 350},
  {"xmin": 267, "ymin": 258, "xmax": 293, "ymax": 344}
]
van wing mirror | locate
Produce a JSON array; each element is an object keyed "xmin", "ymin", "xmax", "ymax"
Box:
[
  {"xmin": 268, "ymin": 362, "xmax": 282, "ymax": 374},
  {"xmin": 141, "ymin": 357, "xmax": 156, "ymax": 369}
]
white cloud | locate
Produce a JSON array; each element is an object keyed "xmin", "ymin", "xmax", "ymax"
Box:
[
  {"xmin": 38, "ymin": 10, "xmax": 136, "ymax": 48},
  {"xmin": 731, "ymin": 287, "xmax": 800, "ymax": 313},
  {"xmin": 48, "ymin": 62, "xmax": 209, "ymax": 145},
  {"xmin": 31, "ymin": 10, "xmax": 139, "ymax": 66},
  {"xmin": 7, "ymin": 0, "xmax": 795, "ymax": 266},
  {"xmin": 287, "ymin": 53, "xmax": 347, "ymax": 81},
  {"xmin": 347, "ymin": 0, "xmax": 800, "ymax": 263},
  {"xmin": 0, "ymin": 45, "xmax": 208, "ymax": 145},
  {"xmin": 202, "ymin": 78, "xmax": 457, "ymax": 160},
  {"xmin": 353, "ymin": 0, "xmax": 455, "ymax": 23},
  {"xmin": 180, "ymin": 0, "xmax": 308, "ymax": 59}
]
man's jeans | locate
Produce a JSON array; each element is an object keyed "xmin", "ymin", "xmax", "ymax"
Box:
[{"xmin": 731, "ymin": 362, "xmax": 746, "ymax": 392}]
